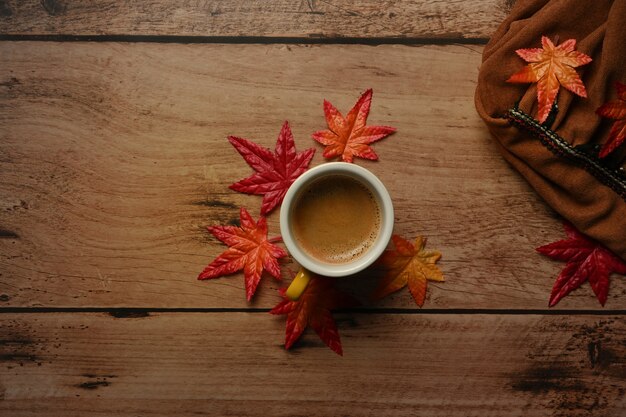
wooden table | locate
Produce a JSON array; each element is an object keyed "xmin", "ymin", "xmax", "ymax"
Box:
[{"xmin": 1, "ymin": 1, "xmax": 625, "ymax": 416}]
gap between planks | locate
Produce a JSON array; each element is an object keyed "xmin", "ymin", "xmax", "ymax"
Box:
[
  {"xmin": 0, "ymin": 307, "xmax": 625, "ymax": 316},
  {"xmin": 0, "ymin": 34, "xmax": 490, "ymax": 45}
]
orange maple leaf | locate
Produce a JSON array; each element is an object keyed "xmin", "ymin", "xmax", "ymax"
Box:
[
  {"xmin": 270, "ymin": 276, "xmax": 358, "ymax": 355},
  {"xmin": 596, "ymin": 82, "xmax": 626, "ymax": 158},
  {"xmin": 198, "ymin": 207, "xmax": 288, "ymax": 301},
  {"xmin": 372, "ymin": 235, "xmax": 444, "ymax": 307},
  {"xmin": 312, "ymin": 89, "xmax": 396, "ymax": 163},
  {"xmin": 507, "ymin": 36, "xmax": 592, "ymax": 123}
]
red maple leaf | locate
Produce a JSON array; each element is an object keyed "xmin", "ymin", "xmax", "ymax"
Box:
[
  {"xmin": 270, "ymin": 276, "xmax": 358, "ymax": 355},
  {"xmin": 507, "ymin": 36, "xmax": 592, "ymax": 123},
  {"xmin": 596, "ymin": 81, "xmax": 626, "ymax": 158},
  {"xmin": 312, "ymin": 89, "xmax": 396, "ymax": 163},
  {"xmin": 198, "ymin": 207, "xmax": 288, "ymax": 301},
  {"xmin": 229, "ymin": 121, "xmax": 315, "ymax": 215},
  {"xmin": 537, "ymin": 222, "xmax": 626, "ymax": 307}
]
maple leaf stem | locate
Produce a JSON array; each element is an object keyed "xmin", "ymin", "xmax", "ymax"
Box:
[{"xmin": 268, "ymin": 236, "xmax": 283, "ymax": 244}]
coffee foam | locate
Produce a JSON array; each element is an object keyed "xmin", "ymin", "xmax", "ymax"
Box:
[{"xmin": 314, "ymin": 209, "xmax": 380, "ymax": 263}]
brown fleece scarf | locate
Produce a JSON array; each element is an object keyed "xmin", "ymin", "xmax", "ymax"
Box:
[{"xmin": 475, "ymin": 0, "xmax": 626, "ymax": 261}]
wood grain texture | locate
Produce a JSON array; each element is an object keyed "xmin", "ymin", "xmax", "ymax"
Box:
[
  {"xmin": 1, "ymin": 42, "xmax": 624, "ymax": 310},
  {"xmin": 0, "ymin": 0, "xmax": 510, "ymax": 39},
  {"xmin": 0, "ymin": 312, "xmax": 625, "ymax": 416}
]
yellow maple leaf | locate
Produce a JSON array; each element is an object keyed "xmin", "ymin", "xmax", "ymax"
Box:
[{"xmin": 372, "ymin": 235, "xmax": 444, "ymax": 307}]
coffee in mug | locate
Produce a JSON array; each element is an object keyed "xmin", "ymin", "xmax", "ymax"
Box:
[{"xmin": 291, "ymin": 175, "xmax": 381, "ymax": 264}]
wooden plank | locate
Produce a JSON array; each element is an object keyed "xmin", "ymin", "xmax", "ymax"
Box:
[
  {"xmin": 1, "ymin": 42, "xmax": 624, "ymax": 310},
  {"xmin": 0, "ymin": 0, "xmax": 510, "ymax": 39},
  {"xmin": 0, "ymin": 312, "xmax": 624, "ymax": 416}
]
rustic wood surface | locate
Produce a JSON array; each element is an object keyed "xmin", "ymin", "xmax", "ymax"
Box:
[
  {"xmin": 2, "ymin": 0, "xmax": 626, "ymax": 416},
  {"xmin": 1, "ymin": 313, "xmax": 625, "ymax": 417},
  {"xmin": 2, "ymin": 42, "xmax": 624, "ymax": 310},
  {"xmin": 0, "ymin": 0, "xmax": 509, "ymax": 39}
]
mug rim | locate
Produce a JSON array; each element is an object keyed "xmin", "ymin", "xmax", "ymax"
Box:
[{"xmin": 280, "ymin": 162, "xmax": 394, "ymax": 277}]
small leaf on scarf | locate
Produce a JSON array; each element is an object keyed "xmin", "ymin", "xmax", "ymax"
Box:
[
  {"xmin": 270, "ymin": 276, "xmax": 358, "ymax": 355},
  {"xmin": 198, "ymin": 207, "xmax": 288, "ymax": 301},
  {"xmin": 229, "ymin": 121, "xmax": 315, "ymax": 215},
  {"xmin": 507, "ymin": 36, "xmax": 592, "ymax": 123},
  {"xmin": 596, "ymin": 82, "xmax": 626, "ymax": 158},
  {"xmin": 372, "ymin": 235, "xmax": 444, "ymax": 307},
  {"xmin": 537, "ymin": 222, "xmax": 626, "ymax": 307},
  {"xmin": 312, "ymin": 89, "xmax": 396, "ymax": 163}
]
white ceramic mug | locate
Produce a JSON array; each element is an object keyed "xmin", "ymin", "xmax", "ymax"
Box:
[{"xmin": 280, "ymin": 162, "xmax": 394, "ymax": 300}]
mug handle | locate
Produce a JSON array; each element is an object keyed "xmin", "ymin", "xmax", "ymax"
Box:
[{"xmin": 285, "ymin": 268, "xmax": 313, "ymax": 301}]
